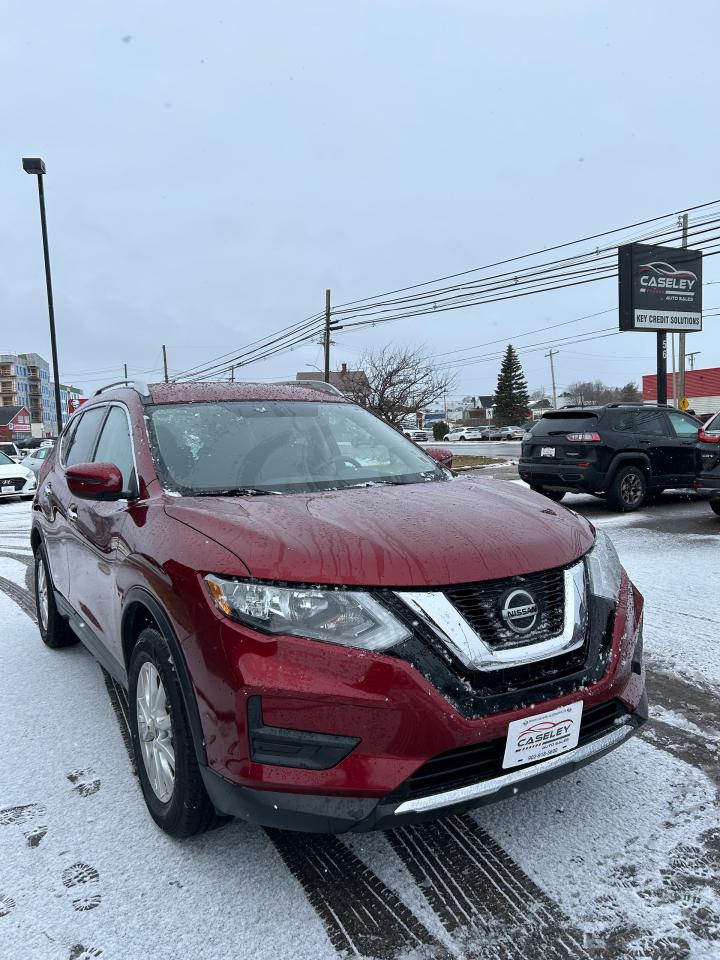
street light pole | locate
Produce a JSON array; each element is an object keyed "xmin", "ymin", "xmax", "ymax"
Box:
[{"xmin": 22, "ymin": 158, "xmax": 63, "ymax": 436}]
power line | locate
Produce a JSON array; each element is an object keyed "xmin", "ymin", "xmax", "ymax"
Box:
[{"xmin": 331, "ymin": 199, "xmax": 720, "ymax": 309}]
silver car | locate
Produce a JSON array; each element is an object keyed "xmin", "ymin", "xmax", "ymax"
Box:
[{"xmin": 20, "ymin": 444, "xmax": 54, "ymax": 475}]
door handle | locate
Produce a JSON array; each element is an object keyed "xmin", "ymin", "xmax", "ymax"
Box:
[
  {"xmin": 68, "ymin": 505, "xmax": 78, "ymax": 523},
  {"xmin": 639, "ymin": 439, "xmax": 651, "ymax": 445}
]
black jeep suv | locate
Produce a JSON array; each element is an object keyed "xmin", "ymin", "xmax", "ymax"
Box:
[{"xmin": 519, "ymin": 404, "xmax": 701, "ymax": 511}]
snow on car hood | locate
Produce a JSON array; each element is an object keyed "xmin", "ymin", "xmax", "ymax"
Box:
[{"xmin": 163, "ymin": 475, "xmax": 595, "ymax": 587}]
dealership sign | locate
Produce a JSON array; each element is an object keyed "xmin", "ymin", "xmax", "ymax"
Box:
[{"xmin": 618, "ymin": 242, "xmax": 702, "ymax": 332}]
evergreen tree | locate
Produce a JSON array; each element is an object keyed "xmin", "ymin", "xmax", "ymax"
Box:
[{"xmin": 493, "ymin": 345, "xmax": 530, "ymax": 425}]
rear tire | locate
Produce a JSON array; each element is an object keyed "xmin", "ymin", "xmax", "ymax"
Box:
[
  {"xmin": 710, "ymin": 499, "xmax": 720, "ymax": 517},
  {"xmin": 529, "ymin": 485, "xmax": 566, "ymax": 503},
  {"xmin": 34, "ymin": 546, "xmax": 78, "ymax": 648},
  {"xmin": 128, "ymin": 627, "xmax": 219, "ymax": 838},
  {"xmin": 607, "ymin": 465, "xmax": 646, "ymax": 512}
]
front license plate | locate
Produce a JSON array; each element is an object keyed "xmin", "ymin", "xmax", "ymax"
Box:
[
  {"xmin": 502, "ymin": 701, "xmax": 583, "ymax": 769},
  {"xmin": 540, "ymin": 446, "xmax": 555, "ymax": 457},
  {"xmin": 1, "ymin": 485, "xmax": 14, "ymax": 495}
]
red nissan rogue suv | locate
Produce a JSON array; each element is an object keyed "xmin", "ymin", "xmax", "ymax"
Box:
[{"xmin": 31, "ymin": 380, "xmax": 647, "ymax": 837}]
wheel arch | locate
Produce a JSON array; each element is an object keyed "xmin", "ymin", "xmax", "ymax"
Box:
[
  {"xmin": 121, "ymin": 587, "xmax": 208, "ymax": 766},
  {"xmin": 604, "ymin": 452, "xmax": 652, "ymax": 488}
]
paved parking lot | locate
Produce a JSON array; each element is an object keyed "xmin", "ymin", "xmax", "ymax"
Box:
[{"xmin": 0, "ymin": 492, "xmax": 718, "ymax": 960}]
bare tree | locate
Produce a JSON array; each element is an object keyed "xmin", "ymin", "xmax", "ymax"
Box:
[
  {"xmin": 564, "ymin": 379, "xmax": 642, "ymax": 406},
  {"xmin": 347, "ymin": 345, "xmax": 456, "ymax": 425}
]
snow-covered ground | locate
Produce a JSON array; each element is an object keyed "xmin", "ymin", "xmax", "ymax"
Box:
[{"xmin": 0, "ymin": 497, "xmax": 718, "ymax": 960}]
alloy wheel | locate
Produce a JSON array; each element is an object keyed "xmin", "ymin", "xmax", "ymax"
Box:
[
  {"xmin": 136, "ymin": 661, "xmax": 175, "ymax": 803},
  {"xmin": 620, "ymin": 472, "xmax": 643, "ymax": 506},
  {"xmin": 36, "ymin": 560, "xmax": 48, "ymax": 631}
]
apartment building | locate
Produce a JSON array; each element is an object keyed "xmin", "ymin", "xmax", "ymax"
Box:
[{"xmin": 0, "ymin": 352, "xmax": 82, "ymax": 436}]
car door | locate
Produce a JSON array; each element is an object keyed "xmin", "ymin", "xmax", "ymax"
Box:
[
  {"xmin": 633, "ymin": 408, "xmax": 673, "ymax": 483},
  {"xmin": 66, "ymin": 403, "xmax": 137, "ymax": 662},
  {"xmin": 41, "ymin": 406, "xmax": 106, "ymax": 599},
  {"xmin": 665, "ymin": 410, "xmax": 702, "ymax": 485}
]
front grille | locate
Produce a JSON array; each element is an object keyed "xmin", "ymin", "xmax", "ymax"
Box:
[
  {"xmin": 444, "ymin": 567, "xmax": 566, "ymax": 650},
  {"xmin": 392, "ymin": 699, "xmax": 629, "ymax": 802},
  {"xmin": 0, "ymin": 477, "xmax": 26, "ymax": 492}
]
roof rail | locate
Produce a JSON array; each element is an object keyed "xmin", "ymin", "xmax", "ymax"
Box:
[
  {"xmin": 93, "ymin": 378, "xmax": 150, "ymax": 398},
  {"xmin": 278, "ymin": 379, "xmax": 345, "ymax": 397},
  {"xmin": 604, "ymin": 401, "xmax": 670, "ymax": 408}
]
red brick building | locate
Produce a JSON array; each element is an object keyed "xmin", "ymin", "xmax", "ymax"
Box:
[
  {"xmin": 643, "ymin": 366, "xmax": 720, "ymax": 418},
  {"xmin": 0, "ymin": 405, "xmax": 32, "ymax": 443}
]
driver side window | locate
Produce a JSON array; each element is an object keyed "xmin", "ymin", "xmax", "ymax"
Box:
[
  {"xmin": 667, "ymin": 411, "xmax": 700, "ymax": 438},
  {"xmin": 93, "ymin": 406, "xmax": 136, "ymax": 490}
]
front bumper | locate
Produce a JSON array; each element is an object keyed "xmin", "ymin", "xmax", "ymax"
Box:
[
  {"xmin": 0, "ymin": 475, "xmax": 36, "ymax": 498},
  {"xmin": 202, "ymin": 687, "xmax": 648, "ymax": 832}
]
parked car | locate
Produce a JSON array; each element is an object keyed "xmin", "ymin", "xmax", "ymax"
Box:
[
  {"xmin": 487, "ymin": 426, "xmax": 524, "ymax": 441},
  {"xmin": 0, "ymin": 441, "xmax": 22, "ymax": 463},
  {"xmin": 21, "ymin": 444, "xmax": 54, "ymax": 475},
  {"xmin": 0, "ymin": 450, "xmax": 37, "ymax": 500},
  {"xmin": 32, "ymin": 379, "xmax": 646, "ymax": 837},
  {"xmin": 403, "ymin": 429, "xmax": 430, "ymax": 442},
  {"xmin": 443, "ymin": 427, "xmax": 488, "ymax": 441},
  {"xmin": 694, "ymin": 410, "xmax": 720, "ymax": 516},
  {"xmin": 519, "ymin": 403, "xmax": 702, "ymax": 510},
  {"xmin": 424, "ymin": 446, "xmax": 453, "ymax": 470}
]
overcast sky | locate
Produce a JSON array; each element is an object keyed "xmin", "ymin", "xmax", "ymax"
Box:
[{"xmin": 2, "ymin": 0, "xmax": 719, "ymax": 399}]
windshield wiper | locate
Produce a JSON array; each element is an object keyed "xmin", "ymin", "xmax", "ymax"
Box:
[{"xmin": 193, "ymin": 487, "xmax": 278, "ymax": 497}]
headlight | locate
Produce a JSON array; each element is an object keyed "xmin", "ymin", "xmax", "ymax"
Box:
[
  {"xmin": 585, "ymin": 529, "xmax": 622, "ymax": 600},
  {"xmin": 204, "ymin": 575, "xmax": 410, "ymax": 651}
]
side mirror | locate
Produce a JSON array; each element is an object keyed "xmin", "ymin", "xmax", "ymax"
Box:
[
  {"xmin": 426, "ymin": 446, "xmax": 454, "ymax": 469},
  {"xmin": 66, "ymin": 462, "xmax": 124, "ymax": 501}
]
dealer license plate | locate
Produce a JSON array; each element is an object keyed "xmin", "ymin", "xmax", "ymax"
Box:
[
  {"xmin": 1, "ymin": 485, "xmax": 14, "ymax": 495},
  {"xmin": 540, "ymin": 446, "xmax": 555, "ymax": 457},
  {"xmin": 502, "ymin": 701, "xmax": 583, "ymax": 769}
]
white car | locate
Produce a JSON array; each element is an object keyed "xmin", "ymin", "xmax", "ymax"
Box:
[
  {"xmin": 0, "ymin": 441, "xmax": 22, "ymax": 463},
  {"xmin": 404, "ymin": 429, "xmax": 430, "ymax": 442},
  {"xmin": 443, "ymin": 428, "xmax": 487, "ymax": 442},
  {"xmin": 0, "ymin": 450, "xmax": 37, "ymax": 500},
  {"xmin": 20, "ymin": 444, "xmax": 54, "ymax": 475}
]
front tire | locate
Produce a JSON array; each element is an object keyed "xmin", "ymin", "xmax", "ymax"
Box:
[
  {"xmin": 128, "ymin": 627, "xmax": 218, "ymax": 838},
  {"xmin": 34, "ymin": 546, "xmax": 78, "ymax": 648},
  {"xmin": 607, "ymin": 465, "xmax": 646, "ymax": 512},
  {"xmin": 710, "ymin": 499, "xmax": 720, "ymax": 517}
]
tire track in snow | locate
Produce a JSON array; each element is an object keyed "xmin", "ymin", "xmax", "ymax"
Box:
[
  {"xmin": 0, "ymin": 575, "xmax": 36, "ymax": 622},
  {"xmin": 389, "ymin": 814, "xmax": 593, "ymax": 960},
  {"xmin": 103, "ymin": 662, "xmax": 450, "ymax": 959},
  {"xmin": 266, "ymin": 829, "xmax": 451, "ymax": 959}
]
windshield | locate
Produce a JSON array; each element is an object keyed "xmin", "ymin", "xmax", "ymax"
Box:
[
  {"xmin": 0, "ymin": 451, "xmax": 13, "ymax": 466},
  {"xmin": 148, "ymin": 400, "xmax": 445, "ymax": 495}
]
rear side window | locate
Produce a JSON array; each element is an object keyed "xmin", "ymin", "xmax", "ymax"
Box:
[
  {"xmin": 531, "ymin": 413, "xmax": 599, "ymax": 436},
  {"xmin": 93, "ymin": 406, "xmax": 136, "ymax": 489},
  {"xmin": 605, "ymin": 410, "xmax": 634, "ymax": 432},
  {"xmin": 635, "ymin": 410, "xmax": 669, "ymax": 437},
  {"xmin": 64, "ymin": 407, "xmax": 106, "ymax": 467}
]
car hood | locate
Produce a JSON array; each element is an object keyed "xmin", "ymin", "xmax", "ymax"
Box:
[
  {"xmin": 164, "ymin": 476, "xmax": 594, "ymax": 587},
  {"xmin": 0, "ymin": 464, "xmax": 31, "ymax": 478}
]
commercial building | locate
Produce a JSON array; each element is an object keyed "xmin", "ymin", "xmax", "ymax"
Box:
[
  {"xmin": 0, "ymin": 406, "xmax": 32, "ymax": 443},
  {"xmin": 0, "ymin": 352, "xmax": 83, "ymax": 437},
  {"xmin": 642, "ymin": 366, "xmax": 720, "ymax": 420}
]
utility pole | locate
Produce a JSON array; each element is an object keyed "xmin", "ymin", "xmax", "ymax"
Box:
[
  {"xmin": 545, "ymin": 348, "xmax": 559, "ymax": 409},
  {"xmin": 123, "ymin": 363, "xmax": 128, "ymax": 380},
  {"xmin": 678, "ymin": 212, "xmax": 689, "ymax": 403},
  {"xmin": 686, "ymin": 351, "xmax": 700, "ymax": 370},
  {"xmin": 162, "ymin": 344, "xmax": 169, "ymax": 383},
  {"xmin": 324, "ymin": 289, "xmax": 331, "ymax": 383},
  {"xmin": 230, "ymin": 365, "xmax": 235, "ymax": 382}
]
